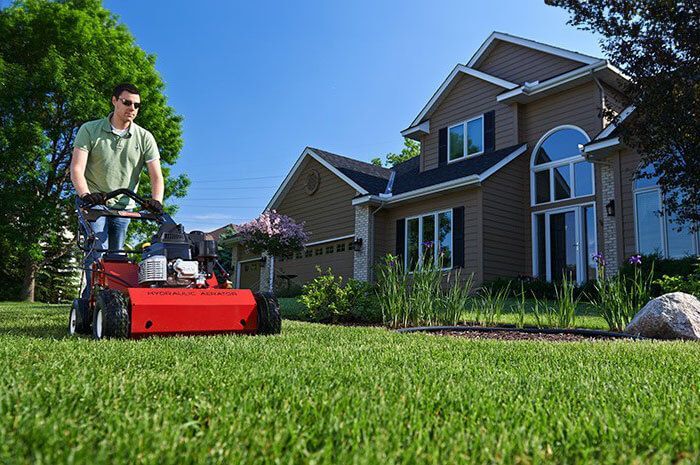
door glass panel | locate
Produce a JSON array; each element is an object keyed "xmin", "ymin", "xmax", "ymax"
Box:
[
  {"xmin": 438, "ymin": 212, "xmax": 452, "ymax": 268},
  {"xmin": 421, "ymin": 215, "xmax": 435, "ymax": 266},
  {"xmin": 550, "ymin": 211, "xmax": 577, "ymax": 281},
  {"xmin": 536, "ymin": 214, "xmax": 546, "ymax": 279},
  {"xmin": 574, "ymin": 162, "xmax": 594, "ymax": 197},
  {"xmin": 407, "ymin": 218, "xmax": 419, "ymax": 271},
  {"xmin": 635, "ymin": 191, "xmax": 663, "ymax": 255},
  {"xmin": 553, "ymin": 165, "xmax": 571, "ymax": 200},
  {"xmin": 535, "ymin": 170, "xmax": 550, "ymax": 204},
  {"xmin": 582, "ymin": 206, "xmax": 596, "ymax": 281}
]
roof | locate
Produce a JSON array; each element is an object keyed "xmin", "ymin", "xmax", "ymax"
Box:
[
  {"xmin": 310, "ymin": 147, "xmax": 392, "ymax": 194},
  {"xmin": 405, "ymin": 65, "xmax": 519, "ymax": 131},
  {"xmin": 581, "ymin": 105, "xmax": 635, "ymax": 158},
  {"xmin": 467, "ymin": 31, "xmax": 601, "ymax": 68},
  {"xmin": 390, "ymin": 144, "xmax": 526, "ymax": 195},
  {"xmin": 206, "ymin": 223, "xmax": 235, "ymax": 242}
]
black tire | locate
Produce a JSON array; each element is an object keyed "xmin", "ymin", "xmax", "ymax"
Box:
[
  {"xmin": 92, "ymin": 289, "xmax": 131, "ymax": 340},
  {"xmin": 69, "ymin": 298, "xmax": 92, "ymax": 335},
  {"xmin": 254, "ymin": 292, "xmax": 281, "ymax": 335}
]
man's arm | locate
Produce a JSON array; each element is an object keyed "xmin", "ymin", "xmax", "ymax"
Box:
[
  {"xmin": 70, "ymin": 147, "xmax": 91, "ymax": 197},
  {"xmin": 147, "ymin": 158, "xmax": 164, "ymax": 203}
]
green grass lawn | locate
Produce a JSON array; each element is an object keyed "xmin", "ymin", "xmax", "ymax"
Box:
[{"xmin": 1, "ymin": 301, "xmax": 699, "ymax": 464}]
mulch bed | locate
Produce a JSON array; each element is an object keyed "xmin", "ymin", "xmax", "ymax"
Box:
[{"xmin": 433, "ymin": 329, "xmax": 625, "ymax": 342}]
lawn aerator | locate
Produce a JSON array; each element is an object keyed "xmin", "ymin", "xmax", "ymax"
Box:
[{"xmin": 69, "ymin": 189, "xmax": 280, "ymax": 339}]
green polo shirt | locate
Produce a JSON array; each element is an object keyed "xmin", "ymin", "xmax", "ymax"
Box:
[{"xmin": 74, "ymin": 114, "xmax": 160, "ymax": 210}]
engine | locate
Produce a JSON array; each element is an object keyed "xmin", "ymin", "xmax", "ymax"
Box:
[{"xmin": 138, "ymin": 223, "xmax": 221, "ymax": 288}]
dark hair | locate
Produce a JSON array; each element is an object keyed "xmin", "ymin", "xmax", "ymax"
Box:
[{"xmin": 112, "ymin": 83, "xmax": 140, "ymax": 99}]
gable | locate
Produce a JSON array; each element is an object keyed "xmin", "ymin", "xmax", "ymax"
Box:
[
  {"xmin": 421, "ymin": 73, "xmax": 517, "ymax": 171},
  {"xmin": 275, "ymin": 157, "xmax": 356, "ymax": 241},
  {"xmin": 474, "ymin": 40, "xmax": 584, "ymax": 84}
]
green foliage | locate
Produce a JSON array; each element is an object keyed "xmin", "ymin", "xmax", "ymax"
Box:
[
  {"xmin": 652, "ymin": 259, "xmax": 700, "ymax": 297},
  {"xmin": 482, "ymin": 275, "xmax": 598, "ymax": 302},
  {"xmin": 553, "ymin": 272, "xmax": 580, "ymax": 328},
  {"xmin": 549, "ymin": 0, "xmax": 700, "ymax": 227},
  {"xmin": 376, "ymin": 254, "xmax": 474, "ymax": 328},
  {"xmin": 216, "ymin": 226, "xmax": 236, "ymax": 275},
  {"xmin": 371, "ymin": 138, "xmax": 420, "ymax": 167},
  {"xmin": 299, "ymin": 267, "xmax": 380, "ymax": 324},
  {"xmin": 619, "ymin": 253, "xmax": 697, "ymax": 296},
  {"xmin": 473, "ymin": 283, "xmax": 510, "ymax": 326},
  {"xmin": 0, "ymin": 0, "xmax": 188, "ymax": 300},
  {"xmin": 2, "ymin": 302, "xmax": 700, "ymax": 464}
]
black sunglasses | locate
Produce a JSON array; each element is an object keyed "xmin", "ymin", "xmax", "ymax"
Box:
[{"xmin": 118, "ymin": 97, "xmax": 141, "ymax": 109}]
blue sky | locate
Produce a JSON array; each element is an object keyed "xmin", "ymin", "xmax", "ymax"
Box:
[{"xmin": 102, "ymin": 0, "xmax": 604, "ymax": 232}]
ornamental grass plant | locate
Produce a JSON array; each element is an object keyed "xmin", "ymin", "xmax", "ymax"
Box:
[
  {"xmin": 593, "ymin": 253, "xmax": 654, "ymax": 332},
  {"xmin": 375, "ymin": 254, "xmax": 474, "ymax": 328}
]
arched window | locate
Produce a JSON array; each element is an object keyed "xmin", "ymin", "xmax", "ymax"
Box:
[{"xmin": 531, "ymin": 126, "xmax": 593, "ymax": 205}]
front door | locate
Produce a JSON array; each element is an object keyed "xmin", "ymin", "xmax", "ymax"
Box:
[{"xmin": 534, "ymin": 203, "xmax": 597, "ymax": 284}]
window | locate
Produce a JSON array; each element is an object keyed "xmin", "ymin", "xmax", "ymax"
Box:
[
  {"xmin": 405, "ymin": 210, "xmax": 453, "ymax": 270},
  {"xmin": 448, "ymin": 115, "xmax": 484, "ymax": 162},
  {"xmin": 634, "ymin": 167, "xmax": 698, "ymax": 258},
  {"xmin": 325, "ymin": 246, "xmax": 334, "ymax": 254},
  {"xmin": 336, "ymin": 243, "xmax": 345, "ymax": 252},
  {"xmin": 531, "ymin": 126, "xmax": 594, "ymax": 205}
]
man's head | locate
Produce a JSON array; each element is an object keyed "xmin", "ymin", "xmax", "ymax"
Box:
[{"xmin": 111, "ymin": 83, "xmax": 141, "ymax": 124}]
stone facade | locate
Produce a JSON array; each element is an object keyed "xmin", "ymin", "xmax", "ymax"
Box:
[
  {"xmin": 600, "ymin": 162, "xmax": 619, "ymax": 277},
  {"xmin": 353, "ymin": 205, "xmax": 374, "ymax": 281}
]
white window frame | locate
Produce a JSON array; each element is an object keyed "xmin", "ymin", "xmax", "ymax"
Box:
[
  {"xmin": 404, "ymin": 209, "xmax": 454, "ymax": 271},
  {"xmin": 531, "ymin": 201, "xmax": 597, "ymax": 284},
  {"xmin": 447, "ymin": 114, "xmax": 484, "ymax": 163},
  {"xmin": 530, "ymin": 125, "xmax": 594, "ymax": 207},
  {"xmin": 633, "ymin": 185, "xmax": 700, "ymax": 259}
]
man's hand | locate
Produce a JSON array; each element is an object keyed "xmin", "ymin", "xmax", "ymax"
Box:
[
  {"xmin": 80, "ymin": 192, "xmax": 106, "ymax": 206},
  {"xmin": 143, "ymin": 198, "xmax": 164, "ymax": 214}
]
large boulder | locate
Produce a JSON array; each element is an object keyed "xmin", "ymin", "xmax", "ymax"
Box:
[{"xmin": 625, "ymin": 292, "xmax": 700, "ymax": 340}]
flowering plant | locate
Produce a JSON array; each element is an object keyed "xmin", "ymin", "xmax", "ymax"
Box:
[{"xmin": 235, "ymin": 210, "xmax": 308, "ymax": 258}]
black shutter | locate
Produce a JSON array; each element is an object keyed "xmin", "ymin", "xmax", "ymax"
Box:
[
  {"xmin": 395, "ymin": 219, "xmax": 406, "ymax": 259},
  {"xmin": 438, "ymin": 127, "xmax": 447, "ymax": 166},
  {"xmin": 452, "ymin": 206, "xmax": 465, "ymax": 268},
  {"xmin": 484, "ymin": 111, "xmax": 495, "ymax": 153}
]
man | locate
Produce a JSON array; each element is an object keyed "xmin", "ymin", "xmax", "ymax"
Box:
[{"xmin": 70, "ymin": 83, "xmax": 164, "ymax": 299}]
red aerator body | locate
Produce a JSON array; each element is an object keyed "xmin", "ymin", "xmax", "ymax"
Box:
[{"xmin": 68, "ymin": 189, "xmax": 281, "ymax": 340}]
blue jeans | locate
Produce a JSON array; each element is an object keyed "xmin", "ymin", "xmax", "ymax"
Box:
[{"xmin": 81, "ymin": 206, "xmax": 131, "ymax": 300}]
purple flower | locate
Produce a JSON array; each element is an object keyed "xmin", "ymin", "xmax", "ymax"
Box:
[
  {"xmin": 421, "ymin": 241, "xmax": 434, "ymax": 248},
  {"xmin": 592, "ymin": 252, "xmax": 605, "ymax": 266},
  {"xmin": 628, "ymin": 254, "xmax": 642, "ymax": 266}
]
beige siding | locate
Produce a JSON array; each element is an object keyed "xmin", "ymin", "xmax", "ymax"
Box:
[
  {"xmin": 276, "ymin": 157, "xmax": 356, "ymax": 242},
  {"xmin": 422, "ymin": 74, "xmax": 516, "ymax": 171},
  {"xmin": 275, "ymin": 238, "xmax": 355, "ymax": 286},
  {"xmin": 475, "ymin": 40, "xmax": 583, "ymax": 84},
  {"xmin": 618, "ymin": 147, "xmax": 642, "ymax": 259},
  {"xmin": 374, "ymin": 189, "xmax": 483, "ymax": 285},
  {"xmin": 481, "ymin": 154, "xmax": 529, "ymax": 281},
  {"xmin": 520, "ymin": 82, "xmax": 605, "ymax": 275}
]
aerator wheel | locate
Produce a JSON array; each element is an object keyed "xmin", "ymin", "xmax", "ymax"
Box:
[
  {"xmin": 69, "ymin": 298, "xmax": 92, "ymax": 336},
  {"xmin": 92, "ymin": 289, "xmax": 130, "ymax": 340},
  {"xmin": 254, "ymin": 292, "xmax": 281, "ymax": 335}
]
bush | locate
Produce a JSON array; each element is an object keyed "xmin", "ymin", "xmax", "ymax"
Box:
[
  {"xmin": 619, "ymin": 254, "xmax": 698, "ymax": 296},
  {"xmin": 652, "ymin": 258, "xmax": 700, "ymax": 297},
  {"xmin": 299, "ymin": 267, "xmax": 381, "ymax": 324}
]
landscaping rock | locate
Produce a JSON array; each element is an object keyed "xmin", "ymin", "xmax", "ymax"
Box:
[{"xmin": 625, "ymin": 292, "xmax": 700, "ymax": 340}]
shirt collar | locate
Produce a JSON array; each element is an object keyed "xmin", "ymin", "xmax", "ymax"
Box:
[{"xmin": 102, "ymin": 113, "xmax": 133, "ymax": 137}]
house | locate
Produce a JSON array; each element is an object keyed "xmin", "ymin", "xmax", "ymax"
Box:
[{"xmin": 230, "ymin": 31, "xmax": 699, "ymax": 291}]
